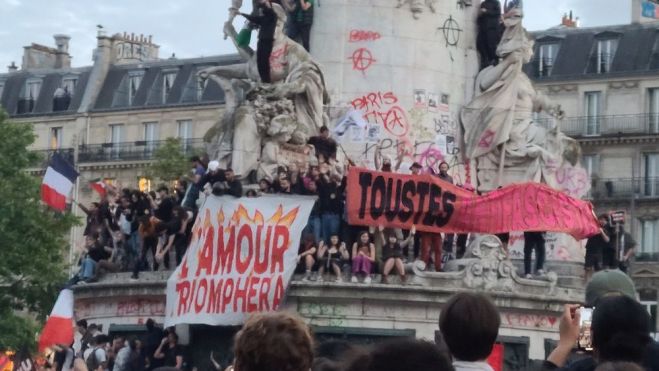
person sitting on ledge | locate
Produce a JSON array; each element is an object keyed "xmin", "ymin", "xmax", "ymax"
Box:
[
  {"xmin": 377, "ymin": 225, "xmax": 415, "ymax": 284},
  {"xmin": 317, "ymin": 234, "xmax": 349, "ymax": 283},
  {"xmin": 351, "ymin": 231, "xmax": 376, "ymax": 284}
]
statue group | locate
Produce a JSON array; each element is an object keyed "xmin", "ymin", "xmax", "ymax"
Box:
[{"xmin": 201, "ymin": 1, "xmax": 328, "ymax": 180}]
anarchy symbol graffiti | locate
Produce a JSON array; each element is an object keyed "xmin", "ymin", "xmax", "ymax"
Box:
[
  {"xmin": 348, "ymin": 48, "xmax": 376, "ymax": 75},
  {"xmin": 437, "ymin": 15, "xmax": 462, "ymax": 47}
]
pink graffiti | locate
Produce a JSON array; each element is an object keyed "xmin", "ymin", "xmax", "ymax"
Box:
[
  {"xmin": 269, "ymin": 44, "xmax": 289, "ymax": 72},
  {"xmin": 417, "ymin": 144, "xmax": 445, "ymax": 169},
  {"xmin": 503, "ymin": 313, "xmax": 559, "ymax": 329},
  {"xmin": 349, "ymin": 30, "xmax": 382, "ymax": 42},
  {"xmin": 478, "ymin": 130, "xmax": 496, "ymax": 148},
  {"xmin": 555, "ymin": 166, "xmax": 588, "ymax": 198}
]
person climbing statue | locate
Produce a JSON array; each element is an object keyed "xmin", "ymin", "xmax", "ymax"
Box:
[{"xmin": 239, "ymin": 0, "xmax": 277, "ymax": 83}]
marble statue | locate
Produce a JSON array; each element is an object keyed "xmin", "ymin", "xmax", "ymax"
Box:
[
  {"xmin": 201, "ymin": 2, "xmax": 329, "ymax": 179},
  {"xmin": 396, "ymin": 0, "xmax": 438, "ymax": 19},
  {"xmin": 461, "ymin": 2, "xmax": 583, "ymax": 194}
]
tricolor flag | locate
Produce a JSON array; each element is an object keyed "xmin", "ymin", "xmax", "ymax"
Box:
[
  {"xmin": 90, "ymin": 179, "xmax": 107, "ymax": 198},
  {"xmin": 38, "ymin": 289, "xmax": 74, "ymax": 352},
  {"xmin": 41, "ymin": 153, "xmax": 78, "ymax": 211}
]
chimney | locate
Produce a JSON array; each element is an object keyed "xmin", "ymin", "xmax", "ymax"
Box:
[
  {"xmin": 7, "ymin": 61, "xmax": 18, "ymax": 73},
  {"xmin": 561, "ymin": 10, "xmax": 578, "ymax": 28},
  {"xmin": 53, "ymin": 34, "xmax": 71, "ymax": 69}
]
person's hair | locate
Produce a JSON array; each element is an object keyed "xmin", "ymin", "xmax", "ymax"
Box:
[
  {"xmin": 246, "ymin": 189, "xmax": 258, "ymax": 197},
  {"xmin": 91, "ymin": 202, "xmax": 100, "ymax": 208},
  {"xmin": 438, "ymin": 161, "xmax": 449, "ymax": 169},
  {"xmin": 167, "ymin": 332, "xmax": 179, "ymax": 342},
  {"xmin": 320, "ymin": 126, "xmax": 329, "ymax": 133},
  {"xmin": 191, "ymin": 156, "xmax": 201, "ymax": 163},
  {"xmin": 439, "ymin": 292, "xmax": 500, "ymax": 362},
  {"xmin": 595, "ymin": 362, "xmax": 645, "ymax": 371},
  {"xmin": 592, "ymin": 295, "xmax": 651, "ymax": 363},
  {"xmin": 157, "ymin": 185, "xmax": 169, "ymax": 193},
  {"xmin": 346, "ymin": 338, "xmax": 453, "ymax": 371},
  {"xmin": 128, "ymin": 337, "xmax": 139, "ymax": 351},
  {"xmin": 598, "ymin": 214, "xmax": 609, "ymax": 220},
  {"xmin": 312, "ymin": 358, "xmax": 341, "ymax": 371},
  {"xmin": 76, "ymin": 319, "xmax": 87, "ymax": 329},
  {"xmin": 146, "ymin": 318, "xmax": 155, "ymax": 331},
  {"xmin": 233, "ymin": 312, "xmax": 314, "ymax": 371}
]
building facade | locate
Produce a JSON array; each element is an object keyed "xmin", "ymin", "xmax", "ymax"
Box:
[{"xmin": 528, "ymin": 20, "xmax": 659, "ymax": 325}]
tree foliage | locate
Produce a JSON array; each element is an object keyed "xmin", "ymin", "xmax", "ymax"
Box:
[
  {"xmin": 148, "ymin": 137, "xmax": 195, "ymax": 183},
  {"xmin": 0, "ymin": 109, "xmax": 79, "ymax": 350}
]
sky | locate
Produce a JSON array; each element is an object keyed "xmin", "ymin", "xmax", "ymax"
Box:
[{"xmin": 0, "ymin": 0, "xmax": 633, "ymax": 70}]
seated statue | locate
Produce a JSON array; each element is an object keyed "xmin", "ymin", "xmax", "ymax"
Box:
[
  {"xmin": 200, "ymin": 2, "xmax": 329, "ymax": 180},
  {"xmin": 461, "ymin": 3, "xmax": 584, "ymax": 194}
]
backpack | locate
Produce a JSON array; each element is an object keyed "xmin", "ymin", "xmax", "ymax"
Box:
[{"xmin": 85, "ymin": 348, "xmax": 100, "ymax": 371}]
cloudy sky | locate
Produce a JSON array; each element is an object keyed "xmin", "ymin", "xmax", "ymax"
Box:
[{"xmin": 0, "ymin": 0, "xmax": 632, "ymax": 69}]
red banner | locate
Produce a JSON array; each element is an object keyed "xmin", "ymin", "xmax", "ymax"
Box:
[{"xmin": 346, "ymin": 168, "xmax": 599, "ymax": 240}]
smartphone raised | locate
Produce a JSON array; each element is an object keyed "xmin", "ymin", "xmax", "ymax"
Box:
[{"xmin": 577, "ymin": 306, "xmax": 594, "ymax": 352}]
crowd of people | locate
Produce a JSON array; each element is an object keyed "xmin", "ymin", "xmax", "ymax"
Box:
[
  {"xmin": 47, "ymin": 270, "xmax": 659, "ymax": 371},
  {"xmin": 67, "ymin": 124, "xmax": 638, "ymax": 285}
]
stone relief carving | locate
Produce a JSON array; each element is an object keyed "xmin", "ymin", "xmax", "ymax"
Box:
[{"xmin": 396, "ymin": 0, "xmax": 439, "ymax": 19}]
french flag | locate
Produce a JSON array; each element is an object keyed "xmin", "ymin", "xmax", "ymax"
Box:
[
  {"xmin": 38, "ymin": 289, "xmax": 74, "ymax": 352},
  {"xmin": 41, "ymin": 153, "xmax": 78, "ymax": 211}
]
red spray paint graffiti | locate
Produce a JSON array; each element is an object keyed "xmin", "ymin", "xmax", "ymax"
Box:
[
  {"xmin": 349, "ymin": 30, "xmax": 382, "ymax": 42},
  {"xmin": 349, "ymin": 48, "xmax": 376, "ymax": 74},
  {"xmin": 351, "ymin": 92, "xmax": 410, "ymax": 137}
]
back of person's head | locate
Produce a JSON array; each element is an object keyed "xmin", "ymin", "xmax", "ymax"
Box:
[
  {"xmin": 233, "ymin": 312, "xmax": 314, "ymax": 371},
  {"xmin": 312, "ymin": 358, "xmax": 342, "ymax": 371},
  {"xmin": 346, "ymin": 338, "xmax": 453, "ymax": 371},
  {"xmin": 439, "ymin": 292, "xmax": 500, "ymax": 362},
  {"xmin": 76, "ymin": 320, "xmax": 87, "ymax": 329},
  {"xmin": 592, "ymin": 295, "xmax": 651, "ymax": 363},
  {"xmin": 595, "ymin": 362, "xmax": 645, "ymax": 371},
  {"xmin": 145, "ymin": 318, "xmax": 155, "ymax": 331},
  {"xmin": 586, "ymin": 270, "xmax": 637, "ymax": 306}
]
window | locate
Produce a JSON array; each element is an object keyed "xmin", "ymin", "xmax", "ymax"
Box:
[
  {"xmin": 49, "ymin": 127, "xmax": 63, "ymax": 150},
  {"xmin": 582, "ymin": 154, "xmax": 600, "ymax": 177},
  {"xmin": 649, "ymin": 88, "xmax": 659, "ymax": 133},
  {"xmin": 143, "ymin": 122, "xmax": 159, "ymax": 155},
  {"xmin": 585, "ymin": 92, "xmax": 602, "ymax": 135},
  {"xmin": 538, "ymin": 43, "xmax": 558, "ymax": 77},
  {"xmin": 26, "ymin": 80, "xmax": 42, "ymax": 100},
  {"xmin": 128, "ymin": 73, "xmax": 143, "ymax": 106},
  {"xmin": 644, "ymin": 153, "xmax": 659, "ymax": 196},
  {"xmin": 0, "ymin": 82, "xmax": 4, "ymax": 101},
  {"xmin": 597, "ymin": 39, "xmax": 618, "ymax": 73},
  {"xmin": 197, "ymin": 75, "xmax": 208, "ymax": 101},
  {"xmin": 163, "ymin": 72, "xmax": 177, "ymax": 103},
  {"xmin": 177, "ymin": 119, "xmax": 193, "ymax": 151},
  {"xmin": 62, "ymin": 77, "xmax": 77, "ymax": 96},
  {"xmin": 640, "ymin": 220, "xmax": 659, "ymax": 260},
  {"xmin": 110, "ymin": 124, "xmax": 124, "ymax": 159}
]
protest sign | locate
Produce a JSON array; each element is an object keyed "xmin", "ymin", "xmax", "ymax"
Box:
[
  {"xmin": 346, "ymin": 168, "xmax": 599, "ymax": 240},
  {"xmin": 165, "ymin": 195, "xmax": 315, "ymax": 327}
]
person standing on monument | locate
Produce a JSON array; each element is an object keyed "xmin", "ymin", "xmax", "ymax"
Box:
[
  {"xmin": 288, "ymin": 0, "xmax": 314, "ymax": 51},
  {"xmin": 584, "ymin": 215, "xmax": 610, "ymax": 282},
  {"xmin": 523, "ymin": 231, "xmax": 546, "ymax": 278},
  {"xmin": 477, "ymin": 0, "xmax": 503, "ymax": 70},
  {"xmin": 240, "ymin": 0, "xmax": 277, "ymax": 83}
]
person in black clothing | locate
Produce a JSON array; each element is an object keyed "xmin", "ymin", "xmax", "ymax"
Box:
[
  {"xmin": 317, "ymin": 172, "xmax": 346, "ymax": 244},
  {"xmin": 477, "ymin": 0, "xmax": 503, "ymax": 70},
  {"xmin": 585, "ymin": 215, "xmax": 611, "ymax": 281},
  {"xmin": 287, "ymin": 0, "xmax": 314, "ymax": 51},
  {"xmin": 240, "ymin": 0, "xmax": 278, "ymax": 83},
  {"xmin": 153, "ymin": 186, "xmax": 175, "ymax": 223},
  {"xmin": 154, "ymin": 332, "xmax": 184, "ymax": 369},
  {"xmin": 307, "ymin": 126, "xmax": 338, "ymax": 163},
  {"xmin": 523, "ymin": 231, "xmax": 546, "ymax": 278},
  {"xmin": 143, "ymin": 319, "xmax": 164, "ymax": 371}
]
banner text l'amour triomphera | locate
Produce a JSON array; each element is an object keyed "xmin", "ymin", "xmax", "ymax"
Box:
[{"xmin": 165, "ymin": 196, "xmax": 315, "ymax": 327}]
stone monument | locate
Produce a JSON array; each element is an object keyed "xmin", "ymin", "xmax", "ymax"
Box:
[{"xmin": 201, "ymin": 2, "xmax": 329, "ymax": 180}]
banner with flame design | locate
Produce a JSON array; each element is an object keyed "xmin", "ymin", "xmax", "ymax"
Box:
[{"xmin": 165, "ymin": 195, "xmax": 316, "ymax": 326}]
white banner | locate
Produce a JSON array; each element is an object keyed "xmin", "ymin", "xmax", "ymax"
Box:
[{"xmin": 165, "ymin": 195, "xmax": 316, "ymax": 327}]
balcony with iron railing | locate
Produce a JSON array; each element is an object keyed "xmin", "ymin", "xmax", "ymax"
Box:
[
  {"xmin": 536, "ymin": 113, "xmax": 659, "ymax": 138},
  {"xmin": 78, "ymin": 138, "xmax": 206, "ymax": 163},
  {"xmin": 589, "ymin": 177, "xmax": 659, "ymax": 200}
]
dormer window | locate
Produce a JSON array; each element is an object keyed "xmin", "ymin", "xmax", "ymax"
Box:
[
  {"xmin": 26, "ymin": 80, "xmax": 42, "ymax": 101},
  {"xmin": 596, "ymin": 37, "xmax": 618, "ymax": 74},
  {"xmin": 62, "ymin": 77, "xmax": 77, "ymax": 96},
  {"xmin": 197, "ymin": 75, "xmax": 208, "ymax": 101},
  {"xmin": 128, "ymin": 71, "xmax": 144, "ymax": 106},
  {"xmin": 538, "ymin": 43, "xmax": 559, "ymax": 77},
  {"xmin": 162, "ymin": 70, "xmax": 177, "ymax": 103},
  {"xmin": 17, "ymin": 78, "xmax": 42, "ymax": 114}
]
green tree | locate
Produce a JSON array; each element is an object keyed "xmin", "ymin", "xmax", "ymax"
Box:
[
  {"xmin": 148, "ymin": 137, "xmax": 192, "ymax": 183},
  {"xmin": 0, "ymin": 109, "xmax": 79, "ymax": 350}
]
